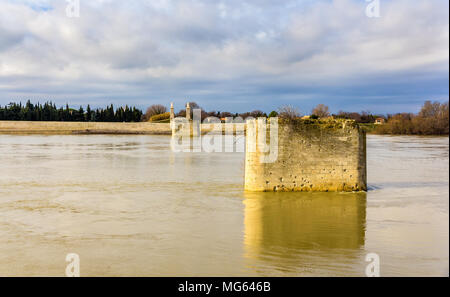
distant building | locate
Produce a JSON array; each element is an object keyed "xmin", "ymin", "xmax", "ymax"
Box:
[{"xmin": 375, "ymin": 118, "xmax": 385, "ymax": 125}]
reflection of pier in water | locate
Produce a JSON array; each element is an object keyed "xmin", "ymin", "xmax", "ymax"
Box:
[{"xmin": 243, "ymin": 192, "xmax": 367, "ymax": 275}]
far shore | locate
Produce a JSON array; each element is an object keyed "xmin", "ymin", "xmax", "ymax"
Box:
[
  {"xmin": 1, "ymin": 120, "xmax": 447, "ymax": 137},
  {"xmin": 0, "ymin": 120, "xmax": 245, "ymax": 135},
  {"xmin": 0, "ymin": 121, "xmax": 172, "ymax": 135}
]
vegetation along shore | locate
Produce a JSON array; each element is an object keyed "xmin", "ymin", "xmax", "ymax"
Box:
[{"xmin": 0, "ymin": 100, "xmax": 448, "ymax": 136}]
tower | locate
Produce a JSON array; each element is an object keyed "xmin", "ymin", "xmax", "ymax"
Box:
[
  {"xmin": 186, "ymin": 102, "xmax": 191, "ymax": 121},
  {"xmin": 170, "ymin": 102, "xmax": 175, "ymax": 121}
]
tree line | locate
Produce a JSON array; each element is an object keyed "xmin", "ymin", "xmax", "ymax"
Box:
[
  {"xmin": 0, "ymin": 101, "xmax": 143, "ymax": 122},
  {"xmin": 144, "ymin": 100, "xmax": 449, "ymax": 136},
  {"xmin": 143, "ymin": 101, "xmax": 383, "ymax": 123},
  {"xmin": 374, "ymin": 101, "xmax": 449, "ymax": 135},
  {"xmin": 2, "ymin": 100, "xmax": 448, "ymax": 135}
]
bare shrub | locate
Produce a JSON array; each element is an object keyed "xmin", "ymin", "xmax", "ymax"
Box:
[
  {"xmin": 311, "ymin": 104, "xmax": 330, "ymax": 118},
  {"xmin": 143, "ymin": 104, "xmax": 167, "ymax": 121},
  {"xmin": 250, "ymin": 110, "xmax": 266, "ymax": 118},
  {"xmin": 188, "ymin": 102, "xmax": 201, "ymax": 110},
  {"xmin": 374, "ymin": 100, "xmax": 449, "ymax": 135},
  {"xmin": 278, "ymin": 105, "xmax": 301, "ymax": 119}
]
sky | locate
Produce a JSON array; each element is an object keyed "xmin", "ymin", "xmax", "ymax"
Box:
[{"xmin": 0, "ymin": 0, "xmax": 448, "ymax": 114}]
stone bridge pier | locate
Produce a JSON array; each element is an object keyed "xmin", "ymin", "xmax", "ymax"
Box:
[{"xmin": 244, "ymin": 118, "xmax": 367, "ymax": 192}]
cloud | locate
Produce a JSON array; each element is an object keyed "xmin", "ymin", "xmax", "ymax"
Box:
[{"xmin": 0, "ymin": 0, "xmax": 448, "ymax": 113}]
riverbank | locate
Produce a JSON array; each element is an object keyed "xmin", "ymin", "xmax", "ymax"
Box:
[
  {"xmin": 0, "ymin": 121, "xmax": 172, "ymax": 135},
  {"xmin": 3, "ymin": 120, "xmax": 446, "ymax": 136},
  {"xmin": 0, "ymin": 121, "xmax": 248, "ymax": 135}
]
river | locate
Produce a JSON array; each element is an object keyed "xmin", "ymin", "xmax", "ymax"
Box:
[{"xmin": 0, "ymin": 134, "xmax": 448, "ymax": 276}]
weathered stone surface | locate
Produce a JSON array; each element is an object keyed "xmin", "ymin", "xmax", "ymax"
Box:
[{"xmin": 245, "ymin": 118, "xmax": 367, "ymax": 192}]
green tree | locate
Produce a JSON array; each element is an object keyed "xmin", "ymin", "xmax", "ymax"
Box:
[{"xmin": 268, "ymin": 111, "xmax": 278, "ymax": 118}]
